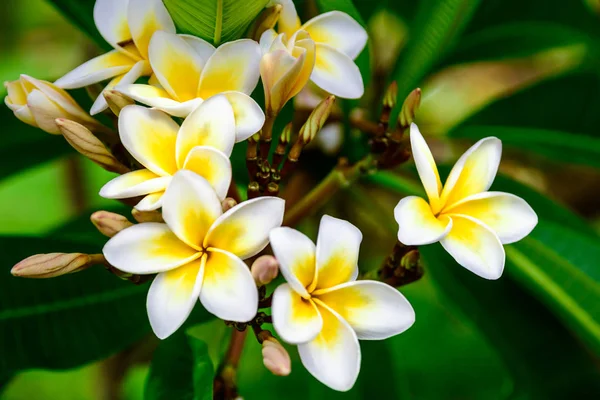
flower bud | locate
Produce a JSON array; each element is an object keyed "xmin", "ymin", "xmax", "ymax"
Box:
[
  {"xmin": 131, "ymin": 209, "xmax": 164, "ymax": 223},
  {"xmin": 397, "ymin": 88, "xmax": 422, "ymax": 134},
  {"xmin": 104, "ymin": 90, "xmax": 134, "ymax": 117},
  {"xmin": 4, "ymin": 75, "xmax": 104, "ymax": 134},
  {"xmin": 262, "ymin": 337, "xmax": 291, "ymax": 376},
  {"xmin": 251, "ymin": 255, "xmax": 279, "ymax": 286},
  {"xmin": 11, "ymin": 252, "xmax": 105, "ymax": 279},
  {"xmin": 91, "ymin": 211, "xmax": 133, "ymax": 237},
  {"xmin": 221, "ymin": 197, "xmax": 238, "ymax": 212},
  {"xmin": 260, "ymin": 29, "xmax": 316, "ymax": 116},
  {"xmin": 56, "ymin": 119, "xmax": 130, "ymax": 174},
  {"xmin": 299, "ymin": 95, "xmax": 336, "ymax": 144},
  {"xmin": 247, "ymin": 4, "xmax": 283, "ymax": 41}
]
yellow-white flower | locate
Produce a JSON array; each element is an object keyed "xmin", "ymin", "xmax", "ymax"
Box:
[
  {"xmin": 55, "ymin": 0, "xmax": 174, "ymax": 115},
  {"xmin": 259, "ymin": 29, "xmax": 315, "ymax": 115},
  {"xmin": 270, "ymin": 216, "xmax": 415, "ymax": 391},
  {"xmin": 4, "ymin": 75, "xmax": 103, "ymax": 134},
  {"xmin": 99, "ymin": 95, "xmax": 235, "ymax": 211},
  {"xmin": 266, "ymin": 0, "xmax": 368, "ymax": 99},
  {"xmin": 104, "ymin": 170, "xmax": 285, "ymax": 339},
  {"xmin": 395, "ymin": 124, "xmax": 538, "ymax": 279},
  {"xmin": 116, "ymin": 31, "xmax": 264, "ymax": 141}
]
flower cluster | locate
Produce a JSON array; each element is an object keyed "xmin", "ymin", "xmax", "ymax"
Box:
[{"xmin": 4, "ymin": 0, "xmax": 538, "ymax": 394}]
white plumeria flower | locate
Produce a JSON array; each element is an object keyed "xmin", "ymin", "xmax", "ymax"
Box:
[
  {"xmin": 99, "ymin": 95, "xmax": 236, "ymax": 211},
  {"xmin": 394, "ymin": 124, "xmax": 538, "ymax": 280},
  {"xmin": 104, "ymin": 170, "xmax": 285, "ymax": 339},
  {"xmin": 55, "ymin": 0, "xmax": 175, "ymax": 115},
  {"xmin": 266, "ymin": 0, "xmax": 368, "ymax": 99},
  {"xmin": 116, "ymin": 31, "xmax": 264, "ymax": 141},
  {"xmin": 270, "ymin": 215, "xmax": 415, "ymax": 391}
]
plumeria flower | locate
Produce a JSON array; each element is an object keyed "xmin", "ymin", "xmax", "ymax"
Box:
[
  {"xmin": 394, "ymin": 124, "xmax": 538, "ymax": 279},
  {"xmin": 99, "ymin": 95, "xmax": 236, "ymax": 211},
  {"xmin": 55, "ymin": 0, "xmax": 175, "ymax": 115},
  {"xmin": 259, "ymin": 28, "xmax": 315, "ymax": 116},
  {"xmin": 4, "ymin": 75, "xmax": 104, "ymax": 134},
  {"xmin": 116, "ymin": 31, "xmax": 264, "ymax": 141},
  {"xmin": 265, "ymin": 0, "xmax": 368, "ymax": 99},
  {"xmin": 270, "ymin": 215, "xmax": 415, "ymax": 391},
  {"xmin": 103, "ymin": 170, "xmax": 285, "ymax": 339}
]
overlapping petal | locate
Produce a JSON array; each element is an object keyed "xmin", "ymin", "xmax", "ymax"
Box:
[
  {"xmin": 222, "ymin": 91, "xmax": 266, "ymax": 142},
  {"xmin": 311, "ymin": 44, "xmax": 363, "ymax": 99},
  {"xmin": 127, "ymin": 0, "xmax": 175, "ymax": 59},
  {"xmin": 272, "ymin": 283, "xmax": 322, "ymax": 344},
  {"xmin": 147, "ymin": 256, "xmax": 205, "ymax": 339},
  {"xmin": 205, "ymin": 197, "xmax": 285, "ymax": 259},
  {"xmin": 274, "ymin": 0, "xmax": 301, "ymax": 38},
  {"xmin": 93, "ymin": 0, "xmax": 133, "ymax": 54},
  {"xmin": 116, "ymin": 84, "xmax": 203, "ymax": 118},
  {"xmin": 269, "ymin": 227, "xmax": 316, "ymax": 297},
  {"xmin": 26, "ymin": 90, "xmax": 71, "ymax": 134},
  {"xmin": 394, "ymin": 196, "xmax": 452, "ymax": 245},
  {"xmin": 200, "ymin": 248, "xmax": 258, "ymax": 322},
  {"xmin": 135, "ymin": 191, "xmax": 165, "ymax": 211},
  {"xmin": 99, "ymin": 169, "xmax": 169, "ymax": 199},
  {"xmin": 92, "ymin": 60, "xmax": 150, "ymax": 115},
  {"xmin": 103, "ymin": 223, "xmax": 200, "ymax": 274},
  {"xmin": 54, "ymin": 50, "xmax": 136, "ymax": 89},
  {"xmin": 301, "ymin": 11, "xmax": 367, "ymax": 59},
  {"xmin": 314, "ymin": 215, "xmax": 362, "ymax": 290},
  {"xmin": 182, "ymin": 146, "xmax": 232, "ymax": 201}
]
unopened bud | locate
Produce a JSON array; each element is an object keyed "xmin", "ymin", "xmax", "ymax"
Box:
[
  {"xmin": 251, "ymin": 255, "xmax": 279, "ymax": 286},
  {"xmin": 221, "ymin": 197, "xmax": 237, "ymax": 212},
  {"xmin": 11, "ymin": 252, "xmax": 105, "ymax": 278},
  {"xmin": 104, "ymin": 90, "xmax": 134, "ymax": 116},
  {"xmin": 57, "ymin": 119, "xmax": 130, "ymax": 174},
  {"xmin": 247, "ymin": 4, "xmax": 283, "ymax": 41},
  {"xmin": 299, "ymin": 95, "xmax": 335, "ymax": 144},
  {"xmin": 262, "ymin": 337, "xmax": 291, "ymax": 376},
  {"xmin": 91, "ymin": 211, "xmax": 133, "ymax": 237},
  {"xmin": 131, "ymin": 209, "xmax": 164, "ymax": 223},
  {"xmin": 383, "ymin": 81, "xmax": 398, "ymax": 110},
  {"xmin": 398, "ymin": 88, "xmax": 421, "ymax": 132}
]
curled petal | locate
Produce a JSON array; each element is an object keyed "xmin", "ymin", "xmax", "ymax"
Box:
[
  {"xmin": 128, "ymin": 0, "xmax": 176, "ymax": 59},
  {"xmin": 269, "ymin": 227, "xmax": 316, "ymax": 297},
  {"xmin": 205, "ymin": 197, "xmax": 285, "ymax": 259},
  {"xmin": 54, "ymin": 50, "xmax": 136, "ymax": 89},
  {"xmin": 91, "ymin": 60, "xmax": 150, "ymax": 115},
  {"xmin": 394, "ymin": 196, "xmax": 452, "ymax": 246},
  {"xmin": 311, "ymin": 44, "xmax": 363, "ymax": 99},
  {"xmin": 301, "ymin": 11, "xmax": 367, "ymax": 59},
  {"xmin": 99, "ymin": 169, "xmax": 169, "ymax": 199},
  {"xmin": 182, "ymin": 146, "xmax": 232, "ymax": 200},
  {"xmin": 116, "ymin": 84, "xmax": 202, "ymax": 118},
  {"xmin": 26, "ymin": 90, "xmax": 71, "ymax": 134},
  {"xmin": 272, "ymin": 283, "xmax": 322, "ymax": 344}
]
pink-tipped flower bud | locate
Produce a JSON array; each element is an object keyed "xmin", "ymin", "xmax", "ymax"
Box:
[
  {"xmin": 91, "ymin": 211, "xmax": 133, "ymax": 237},
  {"xmin": 251, "ymin": 255, "xmax": 279, "ymax": 286},
  {"xmin": 262, "ymin": 337, "xmax": 291, "ymax": 376},
  {"xmin": 11, "ymin": 253, "xmax": 105, "ymax": 278}
]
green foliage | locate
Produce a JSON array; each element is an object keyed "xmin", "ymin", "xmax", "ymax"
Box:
[
  {"xmin": 46, "ymin": 0, "xmax": 110, "ymax": 49},
  {"xmin": 145, "ymin": 332, "xmax": 214, "ymax": 400},
  {"xmin": 163, "ymin": 0, "xmax": 269, "ymax": 45}
]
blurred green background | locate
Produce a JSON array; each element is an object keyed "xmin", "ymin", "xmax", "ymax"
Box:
[{"xmin": 1, "ymin": 0, "xmax": 599, "ymax": 399}]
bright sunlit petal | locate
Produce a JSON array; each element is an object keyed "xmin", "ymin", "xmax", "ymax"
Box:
[
  {"xmin": 409, "ymin": 123, "xmax": 443, "ymax": 212},
  {"xmin": 92, "ymin": 60, "xmax": 150, "ymax": 115},
  {"xmin": 221, "ymin": 91, "xmax": 265, "ymax": 142},
  {"xmin": 394, "ymin": 196, "xmax": 452, "ymax": 245},
  {"xmin": 99, "ymin": 169, "xmax": 170, "ymax": 199},
  {"xmin": 93, "ymin": 0, "xmax": 133, "ymax": 53},
  {"xmin": 116, "ymin": 84, "xmax": 203, "ymax": 118}
]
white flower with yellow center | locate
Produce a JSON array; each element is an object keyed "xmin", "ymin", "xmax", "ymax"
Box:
[
  {"xmin": 394, "ymin": 124, "xmax": 538, "ymax": 279},
  {"xmin": 55, "ymin": 0, "xmax": 175, "ymax": 115},
  {"xmin": 269, "ymin": 216, "xmax": 415, "ymax": 391},
  {"xmin": 104, "ymin": 170, "xmax": 285, "ymax": 339},
  {"xmin": 99, "ymin": 95, "xmax": 236, "ymax": 211},
  {"xmin": 116, "ymin": 31, "xmax": 264, "ymax": 141},
  {"xmin": 265, "ymin": 0, "xmax": 368, "ymax": 99}
]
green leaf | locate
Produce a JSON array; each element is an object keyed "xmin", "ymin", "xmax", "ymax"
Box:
[
  {"xmin": 390, "ymin": 0, "xmax": 482, "ymax": 120},
  {"xmin": 163, "ymin": 0, "xmax": 269, "ymax": 45},
  {"xmin": 46, "ymin": 0, "xmax": 110, "ymax": 50},
  {"xmin": 145, "ymin": 332, "xmax": 214, "ymax": 400},
  {"xmin": 0, "ymin": 236, "xmax": 150, "ymax": 381},
  {"xmin": 450, "ymin": 125, "xmax": 600, "ymax": 169}
]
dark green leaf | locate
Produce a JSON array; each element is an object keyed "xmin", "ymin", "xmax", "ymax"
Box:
[
  {"xmin": 450, "ymin": 125, "xmax": 600, "ymax": 169},
  {"xmin": 145, "ymin": 332, "xmax": 214, "ymax": 400},
  {"xmin": 46, "ymin": 0, "xmax": 110, "ymax": 49},
  {"xmin": 163, "ymin": 0, "xmax": 269, "ymax": 45},
  {"xmin": 0, "ymin": 236, "xmax": 149, "ymax": 379}
]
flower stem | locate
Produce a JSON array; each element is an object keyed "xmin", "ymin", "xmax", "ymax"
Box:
[{"xmin": 259, "ymin": 113, "xmax": 276, "ymax": 158}]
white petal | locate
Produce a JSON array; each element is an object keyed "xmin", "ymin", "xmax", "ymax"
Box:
[
  {"xmin": 441, "ymin": 214, "xmax": 505, "ymax": 280},
  {"xmin": 205, "ymin": 197, "xmax": 285, "ymax": 259},
  {"xmin": 162, "ymin": 170, "xmax": 223, "ymax": 250},
  {"xmin": 103, "ymin": 223, "xmax": 200, "ymax": 274},
  {"xmin": 93, "ymin": 0, "xmax": 133, "ymax": 53},
  {"xmin": 440, "ymin": 137, "xmax": 502, "ymax": 209},
  {"xmin": 176, "ymin": 94, "xmax": 236, "ymax": 164},
  {"xmin": 410, "ymin": 123, "xmax": 443, "ymax": 212},
  {"xmin": 135, "ymin": 191, "xmax": 165, "ymax": 211},
  {"xmin": 314, "ymin": 215, "xmax": 362, "ymax": 291},
  {"xmin": 118, "ymin": 105, "xmax": 179, "ymax": 176},
  {"xmin": 269, "ymin": 227, "xmax": 317, "ymax": 297},
  {"xmin": 54, "ymin": 51, "xmax": 136, "ymax": 89},
  {"xmin": 128, "ymin": 0, "xmax": 176, "ymax": 59},
  {"xmin": 116, "ymin": 84, "xmax": 202, "ymax": 117},
  {"xmin": 182, "ymin": 146, "xmax": 232, "ymax": 200},
  {"xmin": 198, "ymin": 39, "xmax": 262, "ymax": 98},
  {"xmin": 315, "ymin": 280, "xmax": 415, "ymax": 340},
  {"xmin": 147, "ymin": 256, "xmax": 205, "ymax": 339},
  {"xmin": 99, "ymin": 169, "xmax": 170, "ymax": 199},
  {"xmin": 394, "ymin": 196, "xmax": 452, "ymax": 245},
  {"xmin": 222, "ymin": 91, "xmax": 265, "ymax": 142},
  {"xmin": 272, "ymin": 283, "xmax": 322, "ymax": 344},
  {"xmin": 200, "ymin": 248, "xmax": 258, "ymax": 322},
  {"xmin": 259, "ymin": 29, "xmax": 278, "ymax": 54},
  {"xmin": 444, "ymin": 192, "xmax": 538, "ymax": 244},
  {"xmin": 149, "ymin": 31, "xmax": 203, "ymax": 101},
  {"xmin": 179, "ymin": 34, "xmax": 216, "ymax": 63},
  {"xmin": 92, "ymin": 60, "xmax": 150, "ymax": 115},
  {"xmin": 298, "ymin": 302, "xmax": 360, "ymax": 392},
  {"xmin": 311, "ymin": 44, "xmax": 363, "ymax": 99},
  {"xmin": 301, "ymin": 11, "xmax": 367, "ymax": 59}
]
